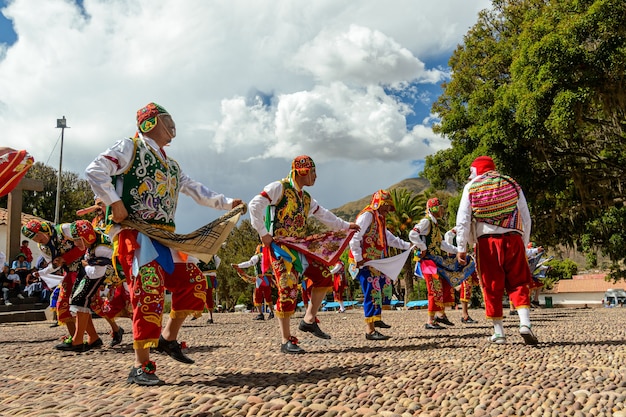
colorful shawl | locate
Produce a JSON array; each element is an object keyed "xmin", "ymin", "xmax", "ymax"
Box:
[
  {"xmin": 120, "ymin": 204, "xmax": 245, "ymax": 263},
  {"xmin": 274, "ymin": 229, "xmax": 356, "ymax": 267},
  {"xmin": 0, "ymin": 150, "xmax": 34, "ymax": 197}
]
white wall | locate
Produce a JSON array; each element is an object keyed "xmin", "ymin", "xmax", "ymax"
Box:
[{"xmin": 540, "ymin": 293, "xmax": 603, "ymax": 307}]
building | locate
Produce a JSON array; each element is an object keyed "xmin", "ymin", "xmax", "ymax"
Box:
[
  {"xmin": 0, "ymin": 208, "xmax": 46, "ymax": 265},
  {"xmin": 541, "ymin": 273, "xmax": 625, "ymax": 307}
]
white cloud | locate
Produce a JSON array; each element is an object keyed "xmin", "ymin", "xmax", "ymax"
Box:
[{"xmin": 0, "ymin": 0, "xmax": 491, "ymax": 233}]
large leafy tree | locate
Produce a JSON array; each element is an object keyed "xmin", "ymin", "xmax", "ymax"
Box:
[
  {"xmin": 425, "ymin": 0, "xmax": 626, "ymax": 279},
  {"xmin": 1, "ymin": 162, "xmax": 95, "ymax": 223}
]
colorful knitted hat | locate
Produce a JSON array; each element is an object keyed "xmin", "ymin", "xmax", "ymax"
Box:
[
  {"xmin": 427, "ymin": 197, "xmax": 441, "ymax": 213},
  {"xmin": 70, "ymin": 220, "xmax": 97, "ymax": 245},
  {"xmin": 21, "ymin": 220, "xmax": 53, "ymax": 239},
  {"xmin": 136, "ymin": 102, "xmax": 170, "ymax": 133},
  {"xmin": 370, "ymin": 189, "xmax": 395, "ymax": 211},
  {"xmin": 291, "ymin": 155, "xmax": 315, "ymax": 176}
]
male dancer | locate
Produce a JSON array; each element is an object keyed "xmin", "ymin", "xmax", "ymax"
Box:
[
  {"xmin": 348, "ymin": 190, "xmax": 410, "ymax": 340},
  {"xmin": 232, "ymin": 245, "xmax": 275, "ymax": 320},
  {"xmin": 455, "ymin": 156, "xmax": 537, "ymax": 345},
  {"xmin": 86, "ymin": 102, "xmax": 243, "ymax": 385},
  {"xmin": 248, "ymin": 155, "xmax": 359, "ymax": 354}
]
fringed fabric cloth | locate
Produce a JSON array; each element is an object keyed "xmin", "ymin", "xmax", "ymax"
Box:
[{"xmin": 120, "ymin": 204, "xmax": 246, "ymax": 262}]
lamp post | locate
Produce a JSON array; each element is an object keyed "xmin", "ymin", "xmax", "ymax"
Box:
[{"xmin": 54, "ymin": 116, "xmax": 68, "ymax": 224}]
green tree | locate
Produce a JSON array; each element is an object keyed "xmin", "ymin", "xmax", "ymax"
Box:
[
  {"xmin": 426, "ymin": 0, "xmax": 626, "ymax": 279},
  {"xmin": 1, "ymin": 162, "xmax": 96, "ymax": 223},
  {"xmin": 385, "ymin": 188, "xmax": 427, "ymax": 303}
]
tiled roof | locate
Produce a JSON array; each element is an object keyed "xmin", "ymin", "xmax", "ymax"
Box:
[
  {"xmin": 544, "ymin": 274, "xmax": 626, "ymax": 294},
  {"xmin": 0, "ymin": 208, "xmax": 48, "ymax": 225}
]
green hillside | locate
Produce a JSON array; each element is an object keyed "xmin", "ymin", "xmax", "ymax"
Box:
[{"xmin": 332, "ymin": 177, "xmax": 430, "ymax": 221}]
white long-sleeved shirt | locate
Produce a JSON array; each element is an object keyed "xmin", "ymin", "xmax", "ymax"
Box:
[
  {"xmin": 348, "ymin": 211, "xmax": 410, "ymax": 263},
  {"xmin": 85, "ymin": 135, "xmax": 233, "ymax": 212},
  {"xmin": 408, "ymin": 213, "xmax": 457, "ymax": 254},
  {"xmin": 248, "ymin": 180, "xmax": 350, "ymax": 238},
  {"xmin": 84, "ymin": 243, "xmax": 113, "ymax": 280},
  {"xmin": 455, "ymin": 174, "xmax": 532, "ymax": 253}
]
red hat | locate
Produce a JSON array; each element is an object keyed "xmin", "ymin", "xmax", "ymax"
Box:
[
  {"xmin": 469, "ymin": 156, "xmax": 496, "ymax": 179},
  {"xmin": 427, "ymin": 197, "xmax": 441, "ymax": 213},
  {"xmin": 471, "ymin": 156, "xmax": 496, "ymax": 175}
]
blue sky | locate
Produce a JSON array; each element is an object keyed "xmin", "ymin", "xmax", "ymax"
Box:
[{"xmin": 0, "ymin": 0, "xmax": 490, "ymax": 232}]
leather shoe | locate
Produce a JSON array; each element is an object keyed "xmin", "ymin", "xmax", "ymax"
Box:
[
  {"xmin": 281, "ymin": 337, "xmax": 305, "ymax": 354},
  {"xmin": 374, "ymin": 320, "xmax": 391, "ymax": 329},
  {"xmin": 127, "ymin": 363, "xmax": 164, "ymax": 386},
  {"xmin": 434, "ymin": 316, "xmax": 455, "ymax": 326},
  {"xmin": 110, "ymin": 327, "xmax": 124, "ymax": 347},
  {"xmin": 88, "ymin": 338, "xmax": 103, "ymax": 349},
  {"xmin": 365, "ymin": 330, "xmax": 390, "ymax": 340},
  {"xmin": 267, "ymin": 311, "xmax": 274, "ymax": 319},
  {"xmin": 253, "ymin": 314, "xmax": 265, "ymax": 321},
  {"xmin": 461, "ymin": 316, "xmax": 477, "ymax": 324},
  {"xmin": 156, "ymin": 336, "xmax": 195, "ymax": 364},
  {"xmin": 55, "ymin": 338, "xmax": 89, "ymax": 352},
  {"xmin": 425, "ymin": 323, "xmax": 444, "ymax": 330},
  {"xmin": 299, "ymin": 320, "xmax": 331, "ymax": 339}
]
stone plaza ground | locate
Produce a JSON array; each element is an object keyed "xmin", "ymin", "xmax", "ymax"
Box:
[{"xmin": 1, "ymin": 307, "xmax": 626, "ymax": 417}]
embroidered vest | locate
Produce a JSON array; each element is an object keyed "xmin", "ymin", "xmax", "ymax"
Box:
[
  {"xmin": 422, "ymin": 217, "xmax": 446, "ymax": 258},
  {"xmin": 348, "ymin": 208, "xmax": 387, "ymax": 263},
  {"xmin": 268, "ymin": 179, "xmax": 311, "ymax": 238},
  {"xmin": 118, "ymin": 138, "xmax": 181, "ymax": 231},
  {"xmin": 468, "ymin": 171, "xmax": 521, "ymax": 230}
]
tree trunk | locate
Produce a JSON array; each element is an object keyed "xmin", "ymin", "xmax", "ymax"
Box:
[{"xmin": 403, "ymin": 264, "xmax": 414, "ymax": 304}]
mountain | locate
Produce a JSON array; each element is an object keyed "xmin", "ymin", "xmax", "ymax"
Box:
[{"xmin": 331, "ymin": 177, "xmax": 430, "ymax": 221}]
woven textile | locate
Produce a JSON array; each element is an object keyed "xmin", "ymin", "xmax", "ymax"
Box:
[
  {"xmin": 231, "ymin": 264, "xmax": 257, "ymax": 284},
  {"xmin": 275, "ymin": 229, "xmax": 356, "ymax": 267},
  {"xmin": 121, "ymin": 204, "xmax": 245, "ymax": 262},
  {"xmin": 468, "ymin": 172, "xmax": 521, "ymax": 229}
]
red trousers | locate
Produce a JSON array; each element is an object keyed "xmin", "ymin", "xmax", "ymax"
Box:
[
  {"xmin": 254, "ymin": 285, "xmax": 272, "ymax": 306},
  {"xmin": 424, "ymin": 272, "xmax": 455, "ymax": 315},
  {"xmin": 476, "ymin": 233, "xmax": 532, "ymax": 319},
  {"xmin": 269, "ymin": 251, "xmax": 331, "ymax": 317},
  {"xmin": 57, "ymin": 271, "xmax": 78, "ymax": 325}
]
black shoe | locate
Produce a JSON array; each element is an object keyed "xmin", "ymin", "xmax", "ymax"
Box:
[
  {"xmin": 281, "ymin": 337, "xmax": 305, "ymax": 354},
  {"xmin": 190, "ymin": 316, "xmax": 197, "ymax": 321},
  {"xmin": 461, "ymin": 316, "xmax": 477, "ymax": 324},
  {"xmin": 127, "ymin": 363, "xmax": 164, "ymax": 386},
  {"xmin": 156, "ymin": 336, "xmax": 194, "ymax": 364},
  {"xmin": 365, "ymin": 330, "xmax": 391, "ymax": 340},
  {"xmin": 110, "ymin": 327, "xmax": 125, "ymax": 347},
  {"xmin": 425, "ymin": 323, "xmax": 444, "ymax": 330},
  {"xmin": 49, "ymin": 322, "xmax": 59, "ymax": 328},
  {"xmin": 509, "ymin": 310, "xmax": 518, "ymax": 316},
  {"xmin": 88, "ymin": 338, "xmax": 103, "ymax": 349},
  {"xmin": 55, "ymin": 339, "xmax": 89, "ymax": 352},
  {"xmin": 374, "ymin": 320, "xmax": 391, "ymax": 329},
  {"xmin": 206, "ymin": 318, "xmax": 214, "ymax": 324},
  {"xmin": 253, "ymin": 314, "xmax": 265, "ymax": 321},
  {"xmin": 531, "ymin": 300, "xmax": 540, "ymax": 307},
  {"xmin": 434, "ymin": 316, "xmax": 455, "ymax": 326},
  {"xmin": 268, "ymin": 312, "xmax": 274, "ymax": 319},
  {"xmin": 299, "ymin": 320, "xmax": 331, "ymax": 339}
]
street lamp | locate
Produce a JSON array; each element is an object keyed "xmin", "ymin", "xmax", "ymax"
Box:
[{"xmin": 54, "ymin": 116, "xmax": 69, "ymax": 224}]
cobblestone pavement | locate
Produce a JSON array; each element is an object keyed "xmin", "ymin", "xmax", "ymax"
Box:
[{"xmin": 1, "ymin": 307, "xmax": 626, "ymax": 417}]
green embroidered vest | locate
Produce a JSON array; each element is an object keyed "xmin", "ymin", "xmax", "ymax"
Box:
[
  {"xmin": 423, "ymin": 217, "xmax": 446, "ymax": 257},
  {"xmin": 268, "ymin": 179, "xmax": 311, "ymax": 238},
  {"xmin": 118, "ymin": 138, "xmax": 181, "ymax": 231}
]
